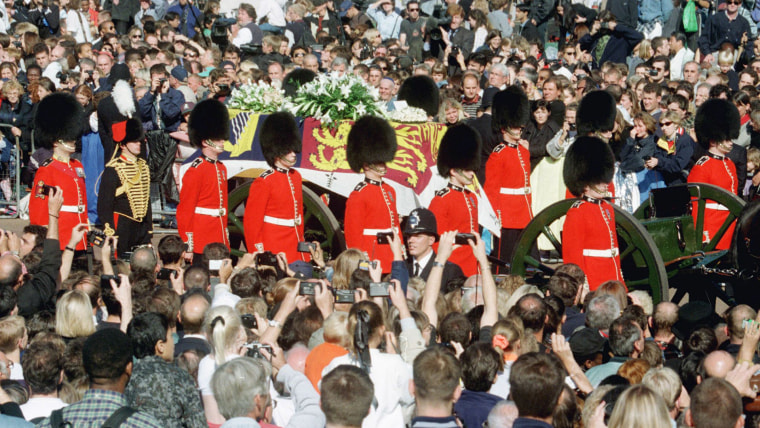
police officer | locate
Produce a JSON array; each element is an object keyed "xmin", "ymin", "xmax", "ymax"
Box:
[
  {"xmin": 429, "ymin": 123, "xmax": 481, "ymax": 277},
  {"xmin": 562, "ymin": 136, "xmax": 624, "ymax": 291},
  {"xmin": 345, "ymin": 116, "xmax": 400, "ymax": 272},
  {"xmin": 688, "ymin": 98, "xmax": 741, "ymax": 250},
  {"xmin": 98, "ymin": 117, "xmax": 152, "ymax": 257},
  {"xmin": 243, "ymin": 112, "xmax": 306, "ymax": 263},
  {"xmin": 177, "ymin": 99, "xmax": 230, "ymax": 260},
  {"xmin": 29, "ymin": 93, "xmax": 88, "ymax": 251}
]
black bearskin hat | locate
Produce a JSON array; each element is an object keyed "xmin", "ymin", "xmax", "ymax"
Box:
[
  {"xmin": 282, "ymin": 68, "xmax": 317, "ymax": 97},
  {"xmin": 347, "ymin": 116, "xmax": 397, "ymax": 172},
  {"xmin": 34, "ymin": 92, "xmax": 85, "ymax": 149},
  {"xmin": 437, "ymin": 124, "xmax": 482, "ymax": 177},
  {"xmin": 695, "ymin": 98, "xmax": 740, "ymax": 150},
  {"xmin": 188, "ymin": 99, "xmax": 230, "ymax": 148},
  {"xmin": 563, "ymin": 136, "xmax": 615, "ymax": 197},
  {"xmin": 112, "ymin": 117, "xmax": 145, "ymax": 145},
  {"xmin": 576, "ymin": 90, "xmax": 616, "ymax": 136},
  {"xmin": 260, "ymin": 111, "xmax": 302, "ymax": 167},
  {"xmin": 397, "ymin": 75, "xmax": 440, "ymax": 118},
  {"xmin": 491, "ymin": 85, "xmax": 530, "ymax": 133}
]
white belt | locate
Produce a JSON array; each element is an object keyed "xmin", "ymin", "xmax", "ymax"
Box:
[
  {"xmin": 705, "ymin": 203, "xmax": 729, "ymax": 211},
  {"xmin": 195, "ymin": 207, "xmax": 227, "ymax": 217},
  {"xmin": 583, "ymin": 248, "xmax": 619, "ymax": 258},
  {"xmin": 60, "ymin": 205, "xmax": 86, "ymax": 213},
  {"xmin": 500, "ymin": 187, "xmax": 531, "ymax": 195},
  {"xmin": 264, "ymin": 215, "xmax": 296, "ymax": 226},
  {"xmin": 363, "ymin": 228, "xmax": 393, "ymax": 236}
]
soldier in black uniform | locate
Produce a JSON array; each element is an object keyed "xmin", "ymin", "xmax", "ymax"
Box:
[{"xmin": 98, "ymin": 117, "xmax": 152, "ymax": 257}]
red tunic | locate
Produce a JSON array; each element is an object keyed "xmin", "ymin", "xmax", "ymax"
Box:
[
  {"xmin": 30, "ymin": 157, "xmax": 88, "ymax": 250},
  {"xmin": 244, "ymin": 166, "xmax": 306, "ymax": 263},
  {"xmin": 563, "ymin": 196, "xmax": 624, "ymax": 290},
  {"xmin": 429, "ymin": 183, "xmax": 479, "ymax": 277},
  {"xmin": 177, "ymin": 156, "xmax": 229, "ymax": 254},
  {"xmin": 687, "ymin": 153, "xmax": 738, "ymax": 250},
  {"xmin": 484, "ymin": 142, "xmax": 533, "ymax": 229},
  {"xmin": 344, "ymin": 178, "xmax": 400, "ymax": 271}
]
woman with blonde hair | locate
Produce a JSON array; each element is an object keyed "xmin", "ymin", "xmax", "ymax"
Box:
[
  {"xmin": 606, "ymin": 384, "xmax": 672, "ymax": 428},
  {"xmin": 55, "ymin": 290, "xmax": 96, "ymax": 340},
  {"xmin": 197, "ymin": 305, "xmax": 246, "ymax": 426},
  {"xmin": 330, "ymin": 248, "xmax": 363, "ymax": 290}
]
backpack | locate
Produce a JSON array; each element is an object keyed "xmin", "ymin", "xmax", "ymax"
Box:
[{"xmin": 44, "ymin": 405, "xmax": 138, "ymax": 428}]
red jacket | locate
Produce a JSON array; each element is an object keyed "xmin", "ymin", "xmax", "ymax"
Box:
[
  {"xmin": 177, "ymin": 156, "xmax": 229, "ymax": 253},
  {"xmin": 244, "ymin": 166, "xmax": 306, "ymax": 263},
  {"xmin": 563, "ymin": 196, "xmax": 624, "ymax": 290},
  {"xmin": 687, "ymin": 153, "xmax": 738, "ymax": 250},
  {"xmin": 484, "ymin": 142, "xmax": 533, "ymax": 229},
  {"xmin": 30, "ymin": 157, "xmax": 88, "ymax": 250},
  {"xmin": 344, "ymin": 178, "xmax": 400, "ymax": 271},
  {"xmin": 429, "ymin": 183, "xmax": 479, "ymax": 277}
]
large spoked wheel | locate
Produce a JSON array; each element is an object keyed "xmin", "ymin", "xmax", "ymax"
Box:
[
  {"xmin": 633, "ymin": 183, "xmax": 745, "ymax": 252},
  {"xmin": 510, "ymin": 200, "xmax": 670, "ymax": 303},
  {"xmin": 227, "ymin": 181, "xmax": 346, "ymax": 259}
]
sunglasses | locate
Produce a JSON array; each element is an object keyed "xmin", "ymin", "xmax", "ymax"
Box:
[
  {"xmin": 727, "ymin": 0, "xmax": 741, "ymax": 4},
  {"xmin": 294, "ymin": 52, "xmax": 305, "ymax": 57},
  {"xmin": 408, "ymin": 7, "xmax": 419, "ymax": 11},
  {"xmin": 660, "ymin": 121, "xmax": 674, "ymax": 127}
]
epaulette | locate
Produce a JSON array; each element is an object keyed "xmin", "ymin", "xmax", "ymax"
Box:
[
  {"xmin": 190, "ymin": 157, "xmax": 203, "ymax": 168},
  {"xmin": 40, "ymin": 158, "xmax": 53, "ymax": 167},
  {"xmin": 105, "ymin": 157, "xmax": 119, "ymax": 168},
  {"xmin": 354, "ymin": 181, "xmax": 368, "ymax": 192},
  {"xmin": 571, "ymin": 200, "xmax": 583, "ymax": 209},
  {"xmin": 696, "ymin": 156, "xmax": 709, "ymax": 166},
  {"xmin": 493, "ymin": 144, "xmax": 506, "ymax": 153},
  {"xmin": 259, "ymin": 169, "xmax": 274, "ymax": 179},
  {"xmin": 435, "ymin": 187, "xmax": 450, "ymax": 197}
]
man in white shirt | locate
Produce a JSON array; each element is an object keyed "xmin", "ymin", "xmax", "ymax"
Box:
[
  {"xmin": 20, "ymin": 339, "xmax": 67, "ymax": 421},
  {"xmin": 33, "ymin": 43, "xmax": 64, "ymax": 88},
  {"xmin": 231, "ymin": 3, "xmax": 264, "ymax": 48},
  {"xmin": 252, "ymin": 0, "xmax": 286, "ymax": 32},
  {"xmin": 669, "ymin": 31, "xmax": 694, "ymax": 81}
]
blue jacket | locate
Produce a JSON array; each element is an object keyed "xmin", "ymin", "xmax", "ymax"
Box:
[
  {"xmin": 139, "ymin": 87, "xmax": 185, "ymax": 132},
  {"xmin": 639, "ymin": 0, "xmax": 673, "ymax": 24},
  {"xmin": 653, "ymin": 131, "xmax": 695, "ymax": 185},
  {"xmin": 579, "ymin": 24, "xmax": 644, "ymax": 69},
  {"xmin": 453, "ymin": 390, "xmax": 502, "ymax": 428},
  {"xmin": 698, "ymin": 11, "xmax": 753, "ymax": 55},
  {"xmin": 166, "ymin": 2, "xmax": 200, "ymax": 37}
]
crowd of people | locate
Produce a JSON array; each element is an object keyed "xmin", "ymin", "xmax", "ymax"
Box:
[{"xmin": 0, "ymin": 0, "xmax": 758, "ymax": 426}]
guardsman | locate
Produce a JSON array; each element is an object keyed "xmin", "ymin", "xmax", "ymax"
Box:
[
  {"xmin": 688, "ymin": 98, "xmax": 740, "ymax": 250},
  {"xmin": 429, "ymin": 123, "xmax": 482, "ymax": 277},
  {"xmin": 98, "ymin": 117, "xmax": 152, "ymax": 257},
  {"xmin": 562, "ymin": 136, "xmax": 624, "ymax": 291},
  {"xmin": 243, "ymin": 112, "xmax": 305, "ymax": 263},
  {"xmin": 344, "ymin": 115, "xmax": 400, "ymax": 271},
  {"xmin": 484, "ymin": 85, "xmax": 532, "ymax": 267},
  {"xmin": 29, "ymin": 93, "xmax": 88, "ymax": 251},
  {"xmin": 177, "ymin": 99, "xmax": 230, "ymax": 260}
]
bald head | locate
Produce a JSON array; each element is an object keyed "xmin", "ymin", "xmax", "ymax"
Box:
[
  {"xmin": 704, "ymin": 350, "xmax": 735, "ymax": 379},
  {"xmin": 727, "ymin": 304, "xmax": 756, "ymax": 341},
  {"xmin": 0, "ymin": 256, "xmax": 23, "ymax": 289},
  {"xmin": 487, "ymin": 400, "xmax": 519, "ymax": 428},
  {"xmin": 285, "ymin": 343, "xmax": 310, "ymax": 373},
  {"xmin": 652, "ymin": 302, "xmax": 678, "ymax": 334},
  {"xmin": 180, "ymin": 293, "xmax": 210, "ymax": 335}
]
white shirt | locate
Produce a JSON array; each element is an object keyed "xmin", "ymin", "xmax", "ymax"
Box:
[
  {"xmin": 198, "ymin": 353, "xmax": 241, "ymax": 396},
  {"xmin": 232, "ymin": 26, "xmax": 254, "ymax": 48},
  {"xmin": 413, "ymin": 249, "xmax": 434, "ymax": 276},
  {"xmin": 322, "ymin": 349, "xmax": 414, "ymax": 428},
  {"xmin": 21, "ymin": 397, "xmax": 67, "ymax": 421},
  {"xmin": 252, "ymin": 0, "xmax": 286, "ymax": 27},
  {"xmin": 66, "ymin": 10, "xmax": 91, "ymax": 43},
  {"xmin": 670, "ymin": 46, "xmax": 695, "ymax": 80},
  {"xmin": 42, "ymin": 62, "xmax": 63, "ymax": 89},
  {"xmin": 10, "ymin": 361, "xmax": 23, "ymax": 380}
]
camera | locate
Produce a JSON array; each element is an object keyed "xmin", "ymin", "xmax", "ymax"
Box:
[
  {"xmin": 451, "ymin": 45, "xmax": 460, "ymax": 56},
  {"xmin": 157, "ymin": 268, "xmax": 176, "ymax": 281},
  {"xmin": 455, "ymin": 233, "xmax": 476, "ymax": 245},
  {"xmin": 244, "ymin": 342, "xmax": 272, "ymax": 359},
  {"xmin": 87, "ymin": 230, "xmax": 106, "ymax": 247},
  {"xmin": 335, "ymin": 289, "xmax": 355, "ymax": 303},
  {"xmin": 648, "ymin": 69, "xmax": 659, "ymax": 76},
  {"xmin": 85, "ymin": 69, "xmax": 94, "ymax": 76},
  {"xmin": 240, "ymin": 44, "xmax": 263, "ymax": 56},
  {"xmin": 376, "ymin": 231, "xmax": 393, "ymax": 244},
  {"xmin": 600, "ymin": 22, "xmax": 609, "ymax": 30},
  {"xmin": 241, "ymin": 314, "xmax": 257, "ymax": 329},
  {"xmin": 299, "ymin": 280, "xmax": 319, "ymax": 295},
  {"xmin": 297, "ymin": 242, "xmax": 317, "ymax": 253},
  {"xmin": 369, "ymin": 282, "xmax": 392, "ymax": 297},
  {"xmin": 358, "ymin": 260, "xmax": 377, "ymax": 271},
  {"xmin": 36, "ymin": 183, "xmax": 56, "ymax": 198},
  {"xmin": 56, "ymin": 71, "xmax": 68, "ymax": 84},
  {"xmin": 643, "ymin": 155, "xmax": 652, "ymax": 161},
  {"xmin": 100, "ymin": 274, "xmax": 120, "ymax": 289},
  {"xmin": 255, "ymin": 251, "xmax": 278, "ymax": 267},
  {"xmin": 216, "ymin": 83, "xmax": 231, "ymax": 96}
]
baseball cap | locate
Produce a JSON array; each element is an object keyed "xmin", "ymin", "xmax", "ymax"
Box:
[
  {"xmin": 569, "ymin": 327, "xmax": 606, "ymax": 363},
  {"xmin": 403, "ymin": 208, "xmax": 439, "ymax": 240},
  {"xmin": 171, "ymin": 65, "xmax": 188, "ymax": 81}
]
